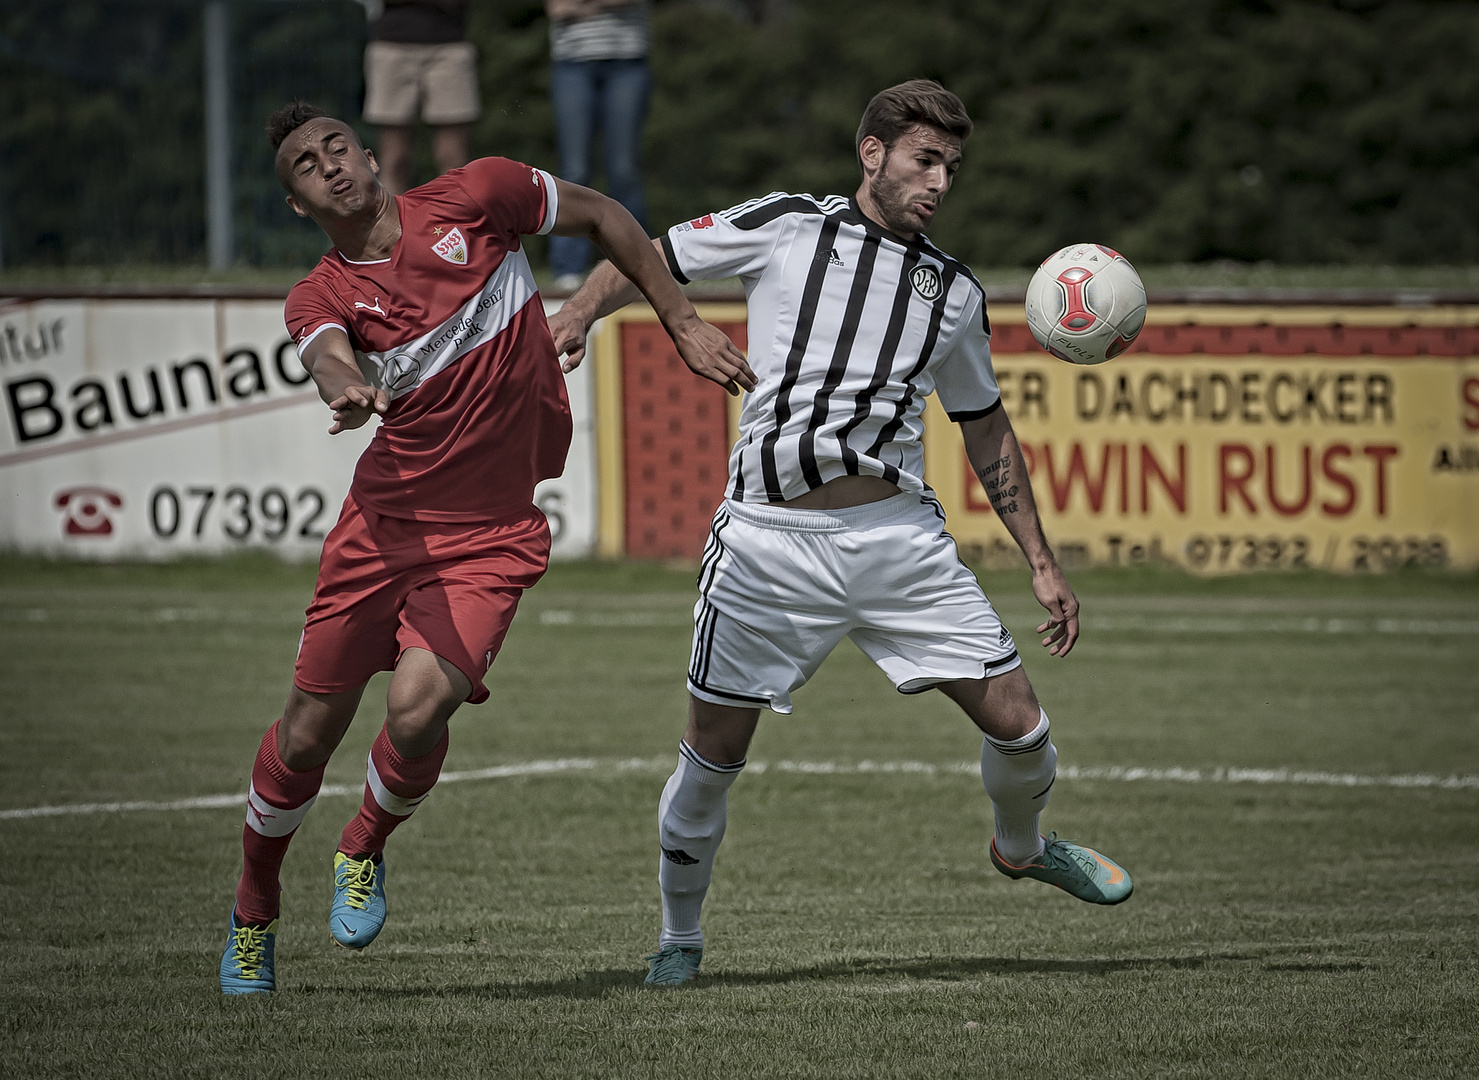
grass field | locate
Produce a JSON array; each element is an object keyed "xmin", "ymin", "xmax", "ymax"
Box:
[{"xmin": 1, "ymin": 556, "xmax": 1476, "ymax": 1078}]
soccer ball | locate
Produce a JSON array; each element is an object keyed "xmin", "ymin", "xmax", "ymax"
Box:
[{"xmin": 1024, "ymin": 244, "xmax": 1147, "ymax": 365}]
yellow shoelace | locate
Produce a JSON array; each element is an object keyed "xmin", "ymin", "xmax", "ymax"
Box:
[
  {"xmin": 229, "ymin": 924, "xmax": 270, "ymax": 979},
  {"xmin": 336, "ymin": 856, "xmax": 377, "ymax": 910}
]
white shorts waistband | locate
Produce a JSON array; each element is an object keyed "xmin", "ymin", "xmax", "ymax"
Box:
[{"xmin": 720, "ymin": 493, "xmax": 926, "ymax": 533}]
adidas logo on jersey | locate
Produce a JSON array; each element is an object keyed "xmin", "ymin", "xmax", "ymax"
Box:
[
  {"xmin": 999, "ymin": 626, "xmax": 1014, "ymax": 648},
  {"xmin": 816, "ymin": 247, "xmax": 844, "ymax": 267}
]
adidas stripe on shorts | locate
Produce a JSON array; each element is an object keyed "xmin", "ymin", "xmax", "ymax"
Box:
[{"xmin": 687, "ymin": 493, "xmax": 1021, "ymax": 714}]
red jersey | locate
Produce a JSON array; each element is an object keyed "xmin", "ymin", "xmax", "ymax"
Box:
[{"xmin": 285, "ymin": 157, "xmax": 571, "ymax": 522}]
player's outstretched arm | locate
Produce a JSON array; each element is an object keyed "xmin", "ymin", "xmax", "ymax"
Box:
[
  {"xmin": 959, "ymin": 409, "xmax": 1080, "ymax": 657},
  {"xmin": 299, "ymin": 327, "xmax": 388, "ymax": 435},
  {"xmin": 546, "ymin": 180, "xmax": 756, "ymax": 395}
]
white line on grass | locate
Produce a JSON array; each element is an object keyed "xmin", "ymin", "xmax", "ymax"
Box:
[
  {"xmin": 6, "ymin": 608, "xmax": 1476, "ymax": 636},
  {"xmin": 535, "ymin": 610, "xmax": 1479, "ymax": 635},
  {"xmin": 2, "ymin": 757, "xmax": 1475, "ymax": 821}
]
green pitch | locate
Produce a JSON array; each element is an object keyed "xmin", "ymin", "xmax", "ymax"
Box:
[{"xmin": 1, "ymin": 557, "xmax": 1476, "ymax": 1078}]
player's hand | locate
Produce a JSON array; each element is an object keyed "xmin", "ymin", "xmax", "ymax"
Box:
[
  {"xmin": 672, "ymin": 316, "xmax": 757, "ymax": 396},
  {"xmin": 327, "ymin": 384, "xmax": 389, "ymax": 434},
  {"xmin": 1031, "ymin": 562, "xmax": 1080, "ymax": 657},
  {"xmin": 547, "ymin": 308, "xmax": 590, "ymax": 373}
]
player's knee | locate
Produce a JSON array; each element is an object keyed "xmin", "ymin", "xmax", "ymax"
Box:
[
  {"xmin": 278, "ymin": 687, "xmax": 357, "ymax": 769},
  {"xmin": 277, "ymin": 715, "xmax": 345, "ymax": 771},
  {"xmin": 384, "ymin": 677, "xmax": 461, "ymax": 745}
]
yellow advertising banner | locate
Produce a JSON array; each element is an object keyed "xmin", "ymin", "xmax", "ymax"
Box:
[{"xmin": 925, "ymin": 313, "xmax": 1479, "ymax": 573}]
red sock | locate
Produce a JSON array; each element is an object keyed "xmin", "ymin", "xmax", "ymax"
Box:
[
  {"xmin": 234, "ymin": 720, "xmax": 326, "ymax": 924},
  {"xmin": 338, "ymin": 725, "xmax": 449, "ymax": 858}
]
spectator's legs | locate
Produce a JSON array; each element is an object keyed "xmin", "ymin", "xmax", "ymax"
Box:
[
  {"xmin": 432, "ymin": 123, "xmax": 471, "ymax": 176},
  {"xmin": 549, "ymin": 59, "xmax": 598, "ymax": 280},
  {"xmin": 601, "ymin": 57, "xmax": 651, "ymax": 232},
  {"xmin": 376, "ymin": 125, "xmax": 416, "ymax": 196}
]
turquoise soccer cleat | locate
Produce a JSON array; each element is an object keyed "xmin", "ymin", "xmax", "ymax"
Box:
[
  {"xmin": 330, "ymin": 851, "xmax": 387, "ymax": 949},
  {"xmin": 220, "ymin": 911, "xmax": 277, "ymax": 994},
  {"xmin": 990, "ymin": 832, "xmax": 1133, "ymax": 905},
  {"xmin": 643, "ymin": 945, "xmax": 703, "ymax": 987}
]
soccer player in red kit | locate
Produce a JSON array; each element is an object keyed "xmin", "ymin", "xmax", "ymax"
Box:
[{"xmin": 219, "ymin": 102, "xmax": 755, "ymax": 994}]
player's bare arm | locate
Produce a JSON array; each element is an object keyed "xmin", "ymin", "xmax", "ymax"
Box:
[
  {"xmin": 547, "ymin": 186, "xmax": 756, "ymax": 394},
  {"xmin": 959, "ymin": 409, "xmax": 1080, "ymax": 657},
  {"xmin": 298, "ymin": 327, "xmax": 389, "ymax": 435}
]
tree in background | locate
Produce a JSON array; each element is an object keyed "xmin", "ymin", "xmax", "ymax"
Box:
[
  {"xmin": 3, "ymin": 0, "xmax": 1477, "ymax": 268},
  {"xmin": 474, "ymin": 0, "xmax": 1479, "ymax": 267}
]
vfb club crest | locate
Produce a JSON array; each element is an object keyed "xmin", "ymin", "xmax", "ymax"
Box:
[
  {"xmin": 431, "ymin": 226, "xmax": 469, "ymax": 265},
  {"xmin": 910, "ymin": 264, "xmax": 942, "ymax": 301}
]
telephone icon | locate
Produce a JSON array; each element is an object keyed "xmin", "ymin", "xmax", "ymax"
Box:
[{"xmin": 54, "ymin": 486, "xmax": 123, "ymax": 536}]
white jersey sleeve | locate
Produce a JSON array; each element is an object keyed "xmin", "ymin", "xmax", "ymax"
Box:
[
  {"xmin": 661, "ymin": 193, "xmax": 828, "ymax": 284},
  {"xmin": 932, "ymin": 289, "xmax": 1002, "ymax": 422}
]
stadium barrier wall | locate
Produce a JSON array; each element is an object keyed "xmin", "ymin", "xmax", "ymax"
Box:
[
  {"xmin": 0, "ymin": 296, "xmax": 596, "ymax": 560},
  {"xmin": 592, "ymin": 301, "xmax": 1479, "ymax": 572}
]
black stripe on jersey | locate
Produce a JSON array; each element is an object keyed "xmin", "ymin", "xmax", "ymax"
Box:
[
  {"xmin": 756, "ymin": 217, "xmax": 842, "ymax": 501},
  {"xmin": 866, "ymin": 262, "xmax": 959, "ymax": 481},
  {"xmin": 660, "ymin": 234, "xmax": 691, "ymax": 284},
  {"xmin": 946, "ymin": 399, "xmax": 1003, "ymax": 423},
  {"xmin": 797, "ymin": 231, "xmax": 881, "ymax": 488},
  {"xmin": 834, "ymin": 246, "xmax": 921, "ymax": 475},
  {"xmin": 728, "ymin": 193, "xmax": 846, "ymax": 232}
]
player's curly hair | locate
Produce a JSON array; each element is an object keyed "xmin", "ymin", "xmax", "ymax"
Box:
[
  {"xmin": 856, "ymin": 80, "xmax": 972, "ymax": 160},
  {"xmin": 266, "ymin": 100, "xmax": 330, "ymax": 150}
]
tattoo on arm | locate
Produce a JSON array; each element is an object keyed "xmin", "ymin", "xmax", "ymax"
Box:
[{"xmin": 977, "ymin": 453, "xmax": 1020, "ymax": 516}]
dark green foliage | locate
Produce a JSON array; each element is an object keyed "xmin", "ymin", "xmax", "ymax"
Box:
[
  {"xmin": 472, "ymin": 0, "xmax": 1479, "ymax": 267},
  {"xmin": 3, "ymin": 0, "xmax": 1477, "ymax": 267},
  {"xmin": 0, "ymin": 0, "xmax": 365, "ymax": 268}
]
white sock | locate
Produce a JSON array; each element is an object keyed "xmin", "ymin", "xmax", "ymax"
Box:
[
  {"xmin": 657, "ymin": 741, "xmax": 744, "ymax": 949},
  {"xmin": 980, "ymin": 708, "xmax": 1057, "ymax": 865}
]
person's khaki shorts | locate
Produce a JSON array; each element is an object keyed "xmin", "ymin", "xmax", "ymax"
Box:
[{"xmin": 363, "ymin": 40, "xmax": 481, "ymax": 126}]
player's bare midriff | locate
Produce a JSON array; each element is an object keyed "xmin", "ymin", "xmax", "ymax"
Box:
[{"xmin": 773, "ymin": 474, "xmax": 902, "ymax": 510}]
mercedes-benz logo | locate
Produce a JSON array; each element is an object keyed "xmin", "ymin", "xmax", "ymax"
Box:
[
  {"xmin": 911, "ymin": 264, "xmax": 943, "ymax": 300},
  {"xmin": 383, "ymin": 352, "xmax": 422, "ymax": 391}
]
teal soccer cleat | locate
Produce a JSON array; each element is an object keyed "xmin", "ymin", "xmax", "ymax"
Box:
[
  {"xmin": 220, "ymin": 911, "xmax": 277, "ymax": 994},
  {"xmin": 330, "ymin": 851, "xmax": 387, "ymax": 949},
  {"xmin": 643, "ymin": 945, "xmax": 703, "ymax": 987},
  {"xmin": 990, "ymin": 832, "xmax": 1133, "ymax": 905}
]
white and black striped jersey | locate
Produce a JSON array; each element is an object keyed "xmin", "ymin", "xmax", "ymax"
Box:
[{"xmin": 662, "ymin": 192, "xmax": 1000, "ymax": 503}]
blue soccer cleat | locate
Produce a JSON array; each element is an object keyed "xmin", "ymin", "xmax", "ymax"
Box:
[
  {"xmin": 330, "ymin": 851, "xmax": 387, "ymax": 949},
  {"xmin": 643, "ymin": 945, "xmax": 703, "ymax": 987},
  {"xmin": 220, "ymin": 911, "xmax": 277, "ymax": 994},
  {"xmin": 990, "ymin": 832, "xmax": 1133, "ymax": 905}
]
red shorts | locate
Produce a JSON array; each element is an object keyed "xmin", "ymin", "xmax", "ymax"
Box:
[{"xmin": 294, "ymin": 495, "xmax": 550, "ymax": 704}]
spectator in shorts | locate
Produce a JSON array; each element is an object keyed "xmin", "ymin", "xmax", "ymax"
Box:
[
  {"xmin": 364, "ymin": 0, "xmax": 480, "ymax": 195},
  {"xmin": 544, "ymin": 0, "xmax": 651, "ymax": 290}
]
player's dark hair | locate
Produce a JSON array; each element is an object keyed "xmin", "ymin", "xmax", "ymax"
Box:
[
  {"xmin": 266, "ymin": 101, "xmax": 330, "ymax": 150},
  {"xmin": 856, "ymin": 80, "xmax": 972, "ymax": 163}
]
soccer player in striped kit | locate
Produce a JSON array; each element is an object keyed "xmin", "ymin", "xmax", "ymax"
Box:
[
  {"xmin": 218, "ymin": 103, "xmax": 753, "ymax": 994},
  {"xmin": 550, "ymin": 79, "xmax": 1132, "ymax": 987}
]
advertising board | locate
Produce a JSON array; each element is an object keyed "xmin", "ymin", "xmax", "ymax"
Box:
[
  {"xmin": 0, "ymin": 297, "xmax": 595, "ymax": 560},
  {"xmin": 926, "ymin": 308, "xmax": 1479, "ymax": 572}
]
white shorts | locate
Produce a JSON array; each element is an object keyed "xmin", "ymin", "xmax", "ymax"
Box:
[{"xmin": 687, "ymin": 494, "xmax": 1021, "ymax": 714}]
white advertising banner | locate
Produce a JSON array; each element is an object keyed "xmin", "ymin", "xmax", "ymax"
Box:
[{"xmin": 0, "ymin": 296, "xmax": 595, "ymax": 560}]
